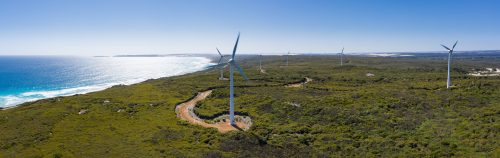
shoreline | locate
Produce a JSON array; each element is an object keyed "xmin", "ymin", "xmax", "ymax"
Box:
[{"xmin": 0, "ymin": 56, "xmax": 217, "ymax": 110}]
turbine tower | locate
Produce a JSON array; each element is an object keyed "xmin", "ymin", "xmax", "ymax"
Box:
[
  {"xmin": 259, "ymin": 54, "xmax": 263, "ymax": 71},
  {"xmin": 286, "ymin": 52, "xmax": 290, "ymax": 67},
  {"xmin": 227, "ymin": 33, "xmax": 248, "ymax": 126},
  {"xmin": 441, "ymin": 41, "xmax": 458, "ymax": 89},
  {"xmin": 216, "ymin": 48, "xmax": 227, "ymax": 80},
  {"xmin": 339, "ymin": 47, "xmax": 344, "ymax": 66}
]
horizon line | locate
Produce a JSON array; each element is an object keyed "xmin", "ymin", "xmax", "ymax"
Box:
[{"xmin": 1, "ymin": 49, "xmax": 500, "ymax": 56}]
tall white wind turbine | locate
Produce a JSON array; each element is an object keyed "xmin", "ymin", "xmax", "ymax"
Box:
[
  {"xmin": 216, "ymin": 48, "xmax": 227, "ymax": 80},
  {"xmin": 227, "ymin": 33, "xmax": 248, "ymax": 126},
  {"xmin": 339, "ymin": 47, "xmax": 344, "ymax": 66},
  {"xmin": 441, "ymin": 41, "xmax": 458, "ymax": 89},
  {"xmin": 286, "ymin": 52, "xmax": 290, "ymax": 67},
  {"xmin": 259, "ymin": 54, "xmax": 263, "ymax": 71}
]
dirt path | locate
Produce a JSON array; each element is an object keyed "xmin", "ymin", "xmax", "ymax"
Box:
[
  {"xmin": 286, "ymin": 77, "xmax": 312, "ymax": 87},
  {"xmin": 175, "ymin": 90, "xmax": 252, "ymax": 133},
  {"xmin": 175, "ymin": 77, "xmax": 311, "ymax": 133}
]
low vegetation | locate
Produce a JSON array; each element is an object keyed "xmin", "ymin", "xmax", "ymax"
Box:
[{"xmin": 0, "ymin": 55, "xmax": 498, "ymax": 157}]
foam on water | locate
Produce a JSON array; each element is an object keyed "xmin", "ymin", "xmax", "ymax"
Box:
[
  {"xmin": 0, "ymin": 56, "xmax": 214, "ymax": 108},
  {"xmin": 368, "ymin": 53, "xmax": 398, "ymax": 57}
]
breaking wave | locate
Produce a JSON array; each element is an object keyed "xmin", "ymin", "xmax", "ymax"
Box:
[{"xmin": 0, "ymin": 56, "xmax": 214, "ymax": 108}]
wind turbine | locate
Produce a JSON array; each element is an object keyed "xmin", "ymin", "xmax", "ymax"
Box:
[
  {"xmin": 286, "ymin": 52, "xmax": 290, "ymax": 67},
  {"xmin": 338, "ymin": 47, "xmax": 344, "ymax": 66},
  {"xmin": 259, "ymin": 54, "xmax": 263, "ymax": 71},
  {"xmin": 227, "ymin": 33, "xmax": 248, "ymax": 126},
  {"xmin": 441, "ymin": 41, "xmax": 458, "ymax": 89},
  {"xmin": 216, "ymin": 48, "xmax": 228, "ymax": 80}
]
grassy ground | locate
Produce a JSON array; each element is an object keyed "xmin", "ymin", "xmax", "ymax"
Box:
[{"xmin": 0, "ymin": 55, "xmax": 498, "ymax": 157}]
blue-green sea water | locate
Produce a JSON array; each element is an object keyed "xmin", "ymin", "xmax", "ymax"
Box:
[{"xmin": 0, "ymin": 56, "xmax": 213, "ymax": 107}]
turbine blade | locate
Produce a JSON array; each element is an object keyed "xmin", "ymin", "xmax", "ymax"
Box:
[
  {"xmin": 217, "ymin": 57, "xmax": 223, "ymax": 64},
  {"xmin": 452, "ymin": 41, "xmax": 458, "ymax": 50},
  {"xmin": 441, "ymin": 44, "xmax": 451, "ymax": 51},
  {"xmin": 232, "ymin": 32, "xmax": 240, "ymax": 59},
  {"xmin": 233, "ymin": 62, "xmax": 248, "ymax": 81},
  {"xmin": 216, "ymin": 47, "xmax": 223, "ymax": 57},
  {"xmin": 342, "ymin": 47, "xmax": 344, "ymax": 54}
]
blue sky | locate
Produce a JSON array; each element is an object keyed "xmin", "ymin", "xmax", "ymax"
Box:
[{"xmin": 0, "ymin": 0, "xmax": 499, "ymax": 55}]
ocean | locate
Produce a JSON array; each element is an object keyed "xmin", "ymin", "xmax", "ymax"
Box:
[{"xmin": 0, "ymin": 56, "xmax": 214, "ymax": 108}]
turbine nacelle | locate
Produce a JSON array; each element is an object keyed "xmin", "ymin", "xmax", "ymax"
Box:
[
  {"xmin": 216, "ymin": 50, "xmax": 231, "ymax": 67},
  {"xmin": 441, "ymin": 41, "xmax": 458, "ymax": 54}
]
